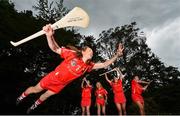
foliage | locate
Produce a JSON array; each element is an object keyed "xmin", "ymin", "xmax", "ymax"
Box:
[
  {"xmin": 33, "ymin": 0, "xmax": 69, "ymax": 22},
  {"xmin": 95, "ymin": 22, "xmax": 180, "ymax": 115},
  {"xmin": 0, "ymin": 0, "xmax": 180, "ymax": 115}
]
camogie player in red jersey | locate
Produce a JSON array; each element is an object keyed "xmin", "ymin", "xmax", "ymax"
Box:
[
  {"xmin": 131, "ymin": 75, "xmax": 152, "ymax": 115},
  {"xmin": 81, "ymin": 77, "xmax": 92, "ymax": 116},
  {"xmin": 16, "ymin": 24, "xmax": 124, "ymax": 114},
  {"xmin": 95, "ymin": 82, "xmax": 108, "ymax": 116},
  {"xmin": 105, "ymin": 68, "xmax": 126, "ymax": 115}
]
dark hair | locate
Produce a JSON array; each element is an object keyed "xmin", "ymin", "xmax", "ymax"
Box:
[
  {"xmin": 132, "ymin": 75, "xmax": 141, "ymax": 80},
  {"xmin": 66, "ymin": 45, "xmax": 82, "ymax": 57},
  {"xmin": 66, "ymin": 45, "xmax": 91, "ymax": 64},
  {"xmin": 96, "ymin": 82, "xmax": 102, "ymax": 88}
]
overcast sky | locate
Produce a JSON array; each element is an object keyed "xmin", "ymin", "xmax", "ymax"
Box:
[{"xmin": 11, "ymin": 0, "xmax": 180, "ymax": 69}]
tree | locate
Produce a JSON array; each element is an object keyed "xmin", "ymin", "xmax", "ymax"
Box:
[
  {"xmin": 33, "ymin": 0, "xmax": 69, "ymax": 22},
  {"xmin": 96, "ymin": 22, "xmax": 180, "ymax": 88},
  {"xmin": 1, "ymin": 0, "xmax": 180, "ymax": 114},
  {"xmin": 95, "ymin": 22, "xmax": 180, "ymax": 114}
]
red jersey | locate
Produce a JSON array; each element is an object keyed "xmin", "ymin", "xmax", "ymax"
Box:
[
  {"xmin": 81, "ymin": 86, "xmax": 92, "ymax": 107},
  {"xmin": 110, "ymin": 80, "xmax": 124, "ymax": 94},
  {"xmin": 95, "ymin": 87, "xmax": 108, "ymax": 98},
  {"xmin": 95, "ymin": 88, "xmax": 108, "ymax": 98},
  {"xmin": 54, "ymin": 47, "xmax": 94, "ymax": 84},
  {"xmin": 131, "ymin": 79, "xmax": 143, "ymax": 95},
  {"xmin": 131, "ymin": 79, "xmax": 144, "ymax": 104},
  {"xmin": 95, "ymin": 87, "xmax": 108, "ymax": 105},
  {"xmin": 82, "ymin": 86, "xmax": 92, "ymax": 98},
  {"xmin": 110, "ymin": 80, "xmax": 126, "ymax": 103},
  {"xmin": 40, "ymin": 47, "xmax": 94, "ymax": 93}
]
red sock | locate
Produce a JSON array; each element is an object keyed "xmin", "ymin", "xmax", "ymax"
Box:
[
  {"xmin": 18, "ymin": 92, "xmax": 28, "ymax": 100},
  {"xmin": 35, "ymin": 99, "xmax": 43, "ymax": 105},
  {"xmin": 19, "ymin": 92, "xmax": 28, "ymax": 99},
  {"xmin": 30, "ymin": 99, "xmax": 43, "ymax": 110},
  {"xmin": 22, "ymin": 92, "xmax": 28, "ymax": 98}
]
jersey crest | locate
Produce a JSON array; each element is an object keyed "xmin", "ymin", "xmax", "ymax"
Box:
[{"xmin": 71, "ymin": 59, "xmax": 77, "ymax": 66}]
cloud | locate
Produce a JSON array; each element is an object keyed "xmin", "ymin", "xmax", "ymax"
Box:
[
  {"xmin": 62, "ymin": 0, "xmax": 180, "ymax": 39},
  {"xmin": 10, "ymin": 0, "xmax": 180, "ymax": 69},
  {"xmin": 11, "ymin": 0, "xmax": 37, "ymax": 11},
  {"xmin": 11, "ymin": 0, "xmax": 180, "ymax": 36},
  {"xmin": 145, "ymin": 17, "xmax": 180, "ymax": 68}
]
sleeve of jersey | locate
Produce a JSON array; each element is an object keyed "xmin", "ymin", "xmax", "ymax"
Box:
[
  {"xmin": 104, "ymin": 89, "xmax": 108, "ymax": 95},
  {"xmin": 87, "ymin": 62, "xmax": 95, "ymax": 72},
  {"xmin": 60, "ymin": 47, "xmax": 75, "ymax": 59}
]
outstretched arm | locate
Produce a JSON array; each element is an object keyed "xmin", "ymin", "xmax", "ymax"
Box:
[
  {"xmin": 143, "ymin": 85, "xmax": 149, "ymax": 91},
  {"xmin": 138, "ymin": 80, "xmax": 151, "ymax": 84},
  {"xmin": 43, "ymin": 24, "xmax": 61, "ymax": 54},
  {"xmin": 105, "ymin": 74, "xmax": 112, "ymax": 84},
  {"xmin": 92, "ymin": 43, "xmax": 124, "ymax": 70},
  {"xmin": 142, "ymin": 80, "xmax": 152, "ymax": 91}
]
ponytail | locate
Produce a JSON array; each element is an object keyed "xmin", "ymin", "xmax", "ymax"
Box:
[
  {"xmin": 66, "ymin": 45, "xmax": 83, "ymax": 58},
  {"xmin": 66, "ymin": 45, "xmax": 91, "ymax": 65}
]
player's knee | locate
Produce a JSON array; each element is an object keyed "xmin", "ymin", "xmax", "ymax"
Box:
[
  {"xmin": 139, "ymin": 106, "xmax": 144, "ymax": 111},
  {"xmin": 45, "ymin": 92, "xmax": 55, "ymax": 98},
  {"xmin": 29, "ymin": 86, "xmax": 37, "ymax": 92},
  {"xmin": 86, "ymin": 108, "xmax": 90, "ymax": 113},
  {"xmin": 40, "ymin": 94, "xmax": 51, "ymax": 101},
  {"xmin": 32, "ymin": 87, "xmax": 41, "ymax": 93},
  {"xmin": 44, "ymin": 94, "xmax": 51, "ymax": 99},
  {"xmin": 122, "ymin": 106, "xmax": 126, "ymax": 111}
]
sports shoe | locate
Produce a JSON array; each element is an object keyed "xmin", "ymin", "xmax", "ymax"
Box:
[
  {"xmin": 16, "ymin": 96, "xmax": 24, "ymax": 105},
  {"xmin": 26, "ymin": 103, "xmax": 38, "ymax": 114}
]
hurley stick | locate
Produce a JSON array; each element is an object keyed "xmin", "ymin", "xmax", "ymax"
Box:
[{"xmin": 10, "ymin": 7, "xmax": 90, "ymax": 47}]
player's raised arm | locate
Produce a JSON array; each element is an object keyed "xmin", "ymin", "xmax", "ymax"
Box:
[
  {"xmin": 138, "ymin": 80, "xmax": 150, "ymax": 84},
  {"xmin": 43, "ymin": 24, "xmax": 61, "ymax": 54},
  {"xmin": 92, "ymin": 43, "xmax": 124, "ymax": 70},
  {"xmin": 116, "ymin": 67, "xmax": 126, "ymax": 80},
  {"xmin": 105, "ymin": 73, "xmax": 112, "ymax": 84}
]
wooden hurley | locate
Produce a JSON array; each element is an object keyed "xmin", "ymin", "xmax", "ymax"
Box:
[
  {"xmin": 99, "ymin": 68, "xmax": 118, "ymax": 76},
  {"xmin": 10, "ymin": 7, "xmax": 90, "ymax": 47}
]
